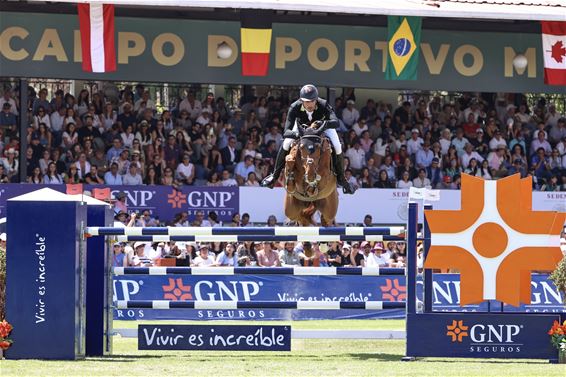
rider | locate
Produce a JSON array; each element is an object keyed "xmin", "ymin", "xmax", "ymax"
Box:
[{"xmin": 260, "ymin": 84, "xmax": 356, "ymax": 194}]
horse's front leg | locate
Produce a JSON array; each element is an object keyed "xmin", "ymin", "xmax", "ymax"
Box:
[{"xmin": 284, "ymin": 154, "xmax": 296, "ymax": 194}]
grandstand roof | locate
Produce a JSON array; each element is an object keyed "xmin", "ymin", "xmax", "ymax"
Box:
[{"xmin": 48, "ymin": 0, "xmax": 566, "ymax": 21}]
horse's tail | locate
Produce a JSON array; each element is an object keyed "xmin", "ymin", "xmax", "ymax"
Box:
[{"xmin": 299, "ymin": 202, "xmax": 317, "ymax": 225}]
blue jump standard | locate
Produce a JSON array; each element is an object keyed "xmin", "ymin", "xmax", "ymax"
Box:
[{"xmin": 113, "ymin": 267, "xmax": 406, "ymax": 276}]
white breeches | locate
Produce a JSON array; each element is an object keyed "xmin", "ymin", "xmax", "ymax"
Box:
[{"xmin": 282, "ymin": 126, "xmax": 342, "ymax": 154}]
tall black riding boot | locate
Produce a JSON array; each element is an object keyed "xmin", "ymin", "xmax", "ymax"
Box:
[
  {"xmin": 333, "ymin": 153, "xmax": 356, "ymax": 194},
  {"xmin": 260, "ymin": 148, "xmax": 288, "ymax": 188}
]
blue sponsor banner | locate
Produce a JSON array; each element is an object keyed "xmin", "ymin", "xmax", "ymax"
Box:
[
  {"xmin": 406, "ymin": 312, "xmax": 559, "ymax": 359},
  {"xmin": 138, "ymin": 325, "xmax": 291, "ymax": 351},
  {"xmin": 112, "ymin": 273, "xmax": 564, "ymax": 320},
  {"xmin": 0, "ymin": 184, "xmax": 238, "ymax": 222},
  {"xmin": 6, "ymin": 199, "xmax": 86, "ymax": 359}
]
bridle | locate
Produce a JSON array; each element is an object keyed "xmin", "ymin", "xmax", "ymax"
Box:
[{"xmin": 299, "ymin": 134, "xmax": 323, "ymax": 195}]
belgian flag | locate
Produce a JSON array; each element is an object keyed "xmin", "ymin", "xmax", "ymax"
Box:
[{"xmin": 240, "ymin": 11, "xmax": 272, "ymax": 76}]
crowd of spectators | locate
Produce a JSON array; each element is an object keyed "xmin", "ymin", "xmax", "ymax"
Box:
[
  {"xmin": 0, "ymin": 84, "xmax": 564, "ymax": 190},
  {"xmin": 113, "ymin": 238, "xmax": 409, "ymax": 269},
  {"xmin": 112, "ymin": 208, "xmax": 408, "ymax": 269},
  {"xmin": 111, "ymin": 199, "xmax": 406, "ymax": 268}
]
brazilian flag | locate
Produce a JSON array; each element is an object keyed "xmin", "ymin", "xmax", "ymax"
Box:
[{"xmin": 385, "ymin": 16, "xmax": 422, "ymax": 80}]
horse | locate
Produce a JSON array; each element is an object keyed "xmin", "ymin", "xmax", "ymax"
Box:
[{"xmin": 283, "ymin": 126, "xmax": 338, "ymax": 226}]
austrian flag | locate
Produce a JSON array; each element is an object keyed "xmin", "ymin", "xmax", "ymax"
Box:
[
  {"xmin": 541, "ymin": 21, "xmax": 566, "ymax": 86},
  {"xmin": 78, "ymin": 3, "xmax": 116, "ymax": 73}
]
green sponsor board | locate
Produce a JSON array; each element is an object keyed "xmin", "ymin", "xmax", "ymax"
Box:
[{"xmin": 0, "ymin": 12, "xmax": 564, "ymax": 93}]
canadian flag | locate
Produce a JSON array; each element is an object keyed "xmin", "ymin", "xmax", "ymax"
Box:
[
  {"xmin": 78, "ymin": 3, "xmax": 116, "ymax": 73},
  {"xmin": 541, "ymin": 21, "xmax": 566, "ymax": 86}
]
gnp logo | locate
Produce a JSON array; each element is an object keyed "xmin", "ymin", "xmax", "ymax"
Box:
[
  {"xmin": 167, "ymin": 190, "xmax": 187, "ymax": 209},
  {"xmin": 111, "ymin": 189, "xmax": 154, "ymax": 207},
  {"xmin": 167, "ymin": 189, "xmax": 236, "ymax": 210},
  {"xmin": 161, "ymin": 278, "xmax": 261, "ymax": 301},
  {"xmin": 424, "ymin": 174, "xmax": 565, "ymax": 306},
  {"xmin": 380, "ymin": 278, "xmax": 406, "ymax": 302},
  {"xmin": 446, "ymin": 319, "xmax": 523, "ymax": 354}
]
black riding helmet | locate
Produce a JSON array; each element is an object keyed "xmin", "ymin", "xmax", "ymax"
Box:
[{"xmin": 299, "ymin": 84, "xmax": 318, "ymax": 102}]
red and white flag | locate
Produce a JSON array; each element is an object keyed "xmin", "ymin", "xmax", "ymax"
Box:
[
  {"xmin": 541, "ymin": 21, "xmax": 566, "ymax": 86},
  {"xmin": 78, "ymin": 3, "xmax": 116, "ymax": 73}
]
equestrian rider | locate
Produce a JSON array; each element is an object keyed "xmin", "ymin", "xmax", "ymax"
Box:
[{"xmin": 260, "ymin": 84, "xmax": 356, "ymax": 194}]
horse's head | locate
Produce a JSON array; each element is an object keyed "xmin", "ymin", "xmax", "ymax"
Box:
[{"xmin": 297, "ymin": 127, "xmax": 325, "ymax": 194}]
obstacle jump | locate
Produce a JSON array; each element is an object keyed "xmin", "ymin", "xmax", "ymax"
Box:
[
  {"xmin": 4, "ymin": 182, "xmax": 564, "ymax": 361},
  {"xmin": 115, "ymin": 300, "xmax": 405, "ymax": 310},
  {"xmin": 113, "ymin": 266, "xmax": 406, "ymax": 276},
  {"xmin": 86, "ymin": 226, "xmax": 409, "ymax": 242}
]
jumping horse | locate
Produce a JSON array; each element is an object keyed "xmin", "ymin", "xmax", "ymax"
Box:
[{"xmin": 283, "ymin": 125, "xmax": 338, "ymax": 226}]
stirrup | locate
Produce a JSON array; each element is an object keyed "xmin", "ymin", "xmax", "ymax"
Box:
[{"xmin": 261, "ymin": 174, "xmax": 276, "ymax": 188}]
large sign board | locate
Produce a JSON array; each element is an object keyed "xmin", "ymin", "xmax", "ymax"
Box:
[{"xmin": 1, "ymin": 12, "xmax": 564, "ymax": 93}]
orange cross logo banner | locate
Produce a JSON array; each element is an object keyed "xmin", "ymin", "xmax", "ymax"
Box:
[
  {"xmin": 424, "ymin": 174, "xmax": 565, "ymax": 307},
  {"xmin": 446, "ymin": 320, "xmax": 469, "ymax": 342}
]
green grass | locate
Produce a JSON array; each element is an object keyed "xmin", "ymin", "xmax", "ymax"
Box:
[{"xmin": 1, "ymin": 320, "xmax": 563, "ymax": 377}]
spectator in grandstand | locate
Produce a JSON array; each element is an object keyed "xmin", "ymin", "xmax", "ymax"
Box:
[
  {"xmin": 107, "ymin": 188, "xmax": 125, "ymax": 212},
  {"xmin": 28, "ymin": 166, "xmax": 43, "ymax": 184},
  {"xmin": 451, "ymin": 128, "xmax": 469, "ymax": 157},
  {"xmin": 221, "ymin": 136, "xmax": 239, "ymax": 172},
  {"xmin": 346, "ymin": 242, "xmax": 365, "ymax": 267},
  {"xmin": 416, "ymin": 141, "xmax": 434, "ymax": 169},
  {"xmin": 344, "ymin": 140, "xmax": 365, "ymax": 175},
  {"xmin": 215, "ymin": 243, "xmax": 238, "ymax": 266},
  {"xmin": 245, "ymin": 172, "xmax": 260, "ymax": 186},
  {"xmin": 413, "ymin": 168, "xmax": 431, "ymax": 188},
  {"xmin": 144, "ymin": 167, "xmax": 158, "ymax": 185},
  {"xmin": 342, "ymin": 100, "xmax": 360, "ymax": 128},
  {"xmin": 220, "ymin": 169, "xmax": 237, "ymax": 186},
  {"xmin": 312, "ymin": 243, "xmax": 329, "ymax": 267},
  {"xmin": 0, "ymin": 103, "xmax": 17, "ymax": 134},
  {"xmin": 122, "ymin": 163, "xmax": 143, "ymax": 185},
  {"xmin": 427, "ymin": 158, "xmax": 443, "ymax": 188},
  {"xmin": 279, "ymin": 242, "xmax": 301, "ymax": 266},
  {"xmin": 507, "ymin": 158, "xmax": 527, "ymax": 178},
  {"xmin": 234, "ymin": 155, "xmax": 255, "ymax": 185},
  {"xmin": 541, "ymin": 174, "xmax": 560, "ymax": 192},
  {"xmin": 161, "ymin": 167, "xmax": 175, "ymax": 185},
  {"xmin": 194, "ymin": 211, "xmax": 211, "ymax": 227},
  {"xmin": 361, "ymin": 241, "xmax": 381, "ymax": 267},
  {"xmin": 140, "ymin": 210, "xmax": 159, "ymax": 227},
  {"xmin": 390, "ymin": 241, "xmax": 407, "ymax": 267},
  {"xmin": 407, "ymin": 128, "xmax": 423, "ymax": 156},
  {"xmin": 237, "ymin": 243, "xmax": 256, "ymax": 266},
  {"xmin": 531, "ymin": 147, "xmax": 552, "ymax": 180},
  {"xmin": 43, "ymin": 162, "xmax": 64, "ymax": 184},
  {"xmin": 192, "ymin": 244, "xmax": 215, "ymax": 267},
  {"xmin": 256, "ymin": 241, "xmax": 281, "ymax": 267},
  {"xmin": 104, "ymin": 162, "xmax": 123, "ymax": 185},
  {"xmin": 112, "ymin": 243, "xmax": 127, "ymax": 267},
  {"xmin": 131, "ymin": 242, "xmax": 153, "ymax": 267},
  {"xmin": 175, "ymin": 154, "xmax": 195, "ymax": 185},
  {"xmin": 397, "ymin": 171, "xmax": 413, "ymax": 189},
  {"xmin": 372, "ymin": 244, "xmax": 389, "ymax": 267},
  {"xmin": 530, "ymin": 130, "xmax": 552, "ymax": 156},
  {"xmin": 266, "ymin": 215, "xmax": 277, "ymax": 227}
]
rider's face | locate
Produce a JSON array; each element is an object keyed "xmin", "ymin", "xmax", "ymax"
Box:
[{"xmin": 303, "ymin": 100, "xmax": 316, "ymax": 112}]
